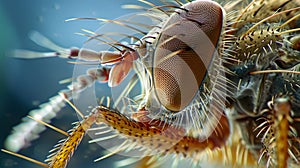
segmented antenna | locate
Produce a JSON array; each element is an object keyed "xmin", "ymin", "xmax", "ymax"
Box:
[{"xmin": 4, "ymin": 65, "xmax": 109, "ymax": 152}]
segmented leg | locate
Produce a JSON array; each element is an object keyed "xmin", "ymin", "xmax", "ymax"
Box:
[
  {"xmin": 92, "ymin": 106, "xmax": 230, "ymax": 158},
  {"xmin": 46, "ymin": 109, "xmax": 99, "ymax": 168},
  {"xmin": 4, "ymin": 0, "xmax": 300, "ymax": 167},
  {"xmin": 255, "ymin": 96, "xmax": 300, "ymax": 168},
  {"xmin": 274, "ymin": 97, "xmax": 290, "ymax": 168}
]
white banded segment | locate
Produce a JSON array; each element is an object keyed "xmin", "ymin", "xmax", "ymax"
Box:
[
  {"xmin": 4, "ymin": 94, "xmax": 67, "ymax": 153},
  {"xmin": 4, "ymin": 64, "xmax": 110, "ymax": 152}
]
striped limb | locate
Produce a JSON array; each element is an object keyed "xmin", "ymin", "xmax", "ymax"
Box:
[
  {"xmin": 257, "ymin": 96, "xmax": 300, "ymax": 168},
  {"xmin": 4, "ymin": 65, "xmax": 110, "ymax": 152},
  {"xmin": 2, "ymin": 104, "xmax": 230, "ymax": 168},
  {"xmin": 5, "ymin": 30, "xmax": 142, "ymax": 152}
]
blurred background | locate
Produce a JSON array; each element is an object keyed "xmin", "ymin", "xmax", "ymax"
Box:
[{"xmin": 0, "ymin": 0, "xmax": 159, "ymax": 167}]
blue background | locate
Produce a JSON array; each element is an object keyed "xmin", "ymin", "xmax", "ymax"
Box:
[{"xmin": 0, "ymin": 0, "xmax": 160, "ymax": 167}]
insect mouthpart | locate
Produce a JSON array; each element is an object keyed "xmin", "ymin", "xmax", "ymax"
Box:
[{"xmin": 7, "ymin": 0, "xmax": 300, "ymax": 167}]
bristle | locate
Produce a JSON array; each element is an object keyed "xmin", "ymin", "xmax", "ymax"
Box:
[
  {"xmin": 114, "ymin": 157, "xmax": 140, "ymax": 167},
  {"xmin": 254, "ymin": 96, "xmax": 300, "ymax": 167},
  {"xmin": 91, "ymin": 106, "xmax": 230, "ymax": 158},
  {"xmin": 94, "ymin": 141, "xmax": 129, "ymax": 162},
  {"xmin": 67, "ymin": 18, "xmax": 148, "ymax": 35},
  {"xmin": 122, "ymin": 4, "xmax": 149, "ymax": 11},
  {"xmin": 250, "ymin": 69, "xmax": 300, "ymax": 75},
  {"xmin": 279, "ymin": 13, "xmax": 300, "ymax": 29},
  {"xmin": 88, "ymin": 134, "xmax": 119, "ymax": 143},
  {"xmin": 4, "ymin": 93, "xmax": 68, "ymax": 152},
  {"xmin": 60, "ymin": 93, "xmax": 85, "ymax": 119},
  {"xmin": 138, "ymin": 0, "xmax": 169, "ymax": 15},
  {"xmin": 242, "ymin": 7, "xmax": 300, "ymax": 38},
  {"xmin": 27, "ymin": 115, "xmax": 69, "ymax": 137},
  {"xmin": 1, "ymin": 149, "xmax": 49, "ymax": 168},
  {"xmin": 46, "ymin": 110, "xmax": 103, "ymax": 167},
  {"xmin": 5, "ymin": 0, "xmax": 300, "ymax": 167}
]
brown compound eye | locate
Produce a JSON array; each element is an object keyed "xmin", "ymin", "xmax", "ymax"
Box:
[{"xmin": 153, "ymin": 0, "xmax": 225, "ymax": 112}]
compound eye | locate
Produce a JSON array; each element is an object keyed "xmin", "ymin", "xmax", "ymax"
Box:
[{"xmin": 153, "ymin": 0, "xmax": 225, "ymax": 112}]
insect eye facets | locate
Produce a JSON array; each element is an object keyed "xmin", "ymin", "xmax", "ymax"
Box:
[
  {"xmin": 153, "ymin": 0, "xmax": 225, "ymax": 113},
  {"xmin": 5, "ymin": 0, "xmax": 300, "ymax": 167}
]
